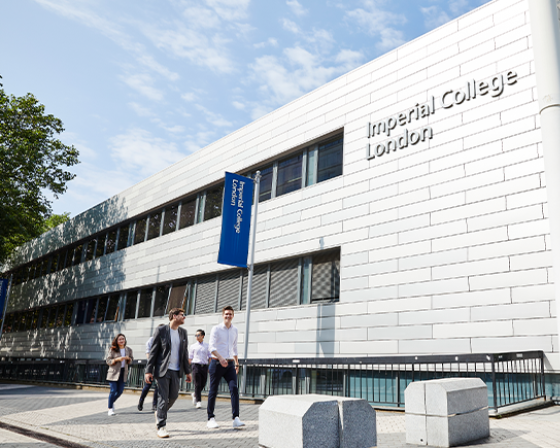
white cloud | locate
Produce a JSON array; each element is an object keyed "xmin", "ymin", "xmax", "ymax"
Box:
[
  {"xmin": 121, "ymin": 73, "xmax": 164, "ymax": 101},
  {"xmin": 143, "ymin": 25, "xmax": 235, "ymax": 74},
  {"xmin": 232, "ymin": 100, "xmax": 246, "ymax": 110},
  {"xmin": 181, "ymin": 92, "xmax": 197, "ymax": 102},
  {"xmin": 449, "ymin": 0, "xmax": 470, "ymax": 15},
  {"xmin": 421, "ymin": 6, "xmax": 451, "ymax": 29},
  {"xmin": 282, "ymin": 18, "xmax": 300, "ymax": 34},
  {"xmin": 345, "ymin": 1, "xmax": 407, "ymax": 51},
  {"xmin": 205, "ymin": 0, "xmax": 250, "ymax": 21},
  {"xmin": 129, "ymin": 102, "xmax": 154, "ymax": 117},
  {"xmin": 254, "ymin": 37, "xmax": 278, "ymax": 49},
  {"xmin": 287, "ymin": 0, "xmax": 307, "ymax": 16},
  {"xmin": 182, "ymin": 6, "xmax": 221, "ymax": 28},
  {"xmin": 196, "ymin": 105, "xmax": 234, "ymax": 127},
  {"xmin": 34, "ymin": 0, "xmax": 179, "ymax": 81},
  {"xmin": 109, "ymin": 129, "xmax": 188, "ymax": 177}
]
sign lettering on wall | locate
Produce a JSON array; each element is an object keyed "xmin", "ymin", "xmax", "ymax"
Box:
[{"xmin": 366, "ymin": 71, "xmax": 518, "ymax": 160}]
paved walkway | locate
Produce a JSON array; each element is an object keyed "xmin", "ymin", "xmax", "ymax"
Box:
[{"xmin": 1, "ymin": 383, "xmax": 560, "ymax": 448}]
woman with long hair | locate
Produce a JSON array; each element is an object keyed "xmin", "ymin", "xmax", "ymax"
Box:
[{"xmin": 106, "ymin": 333, "xmax": 133, "ymax": 416}]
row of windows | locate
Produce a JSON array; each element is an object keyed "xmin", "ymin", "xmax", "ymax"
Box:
[
  {"xmin": 1, "ymin": 250, "xmax": 340, "ymax": 334},
  {"xmin": 6, "ymin": 134, "xmax": 343, "ymax": 287}
]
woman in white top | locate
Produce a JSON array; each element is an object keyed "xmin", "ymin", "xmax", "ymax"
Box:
[{"xmin": 106, "ymin": 333, "xmax": 133, "ymax": 416}]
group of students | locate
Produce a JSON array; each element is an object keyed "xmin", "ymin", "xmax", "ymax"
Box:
[{"xmin": 104, "ymin": 305, "xmax": 245, "ymax": 438}]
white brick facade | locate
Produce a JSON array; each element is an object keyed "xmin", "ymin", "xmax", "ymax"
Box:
[{"xmin": 2, "ymin": 0, "xmax": 559, "ymax": 373}]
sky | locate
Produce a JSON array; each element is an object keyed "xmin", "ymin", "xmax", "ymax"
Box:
[{"xmin": 1, "ymin": 0, "xmax": 490, "ymax": 218}]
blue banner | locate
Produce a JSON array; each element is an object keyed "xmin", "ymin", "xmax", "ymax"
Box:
[
  {"xmin": 218, "ymin": 172, "xmax": 254, "ymax": 268},
  {"xmin": 0, "ymin": 279, "xmax": 8, "ymax": 318}
]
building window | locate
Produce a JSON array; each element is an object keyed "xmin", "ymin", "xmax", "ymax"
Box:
[
  {"xmin": 137, "ymin": 288, "xmax": 153, "ymax": 318},
  {"xmin": 217, "ymin": 271, "xmax": 241, "ymax": 312},
  {"xmin": 95, "ymin": 235, "xmax": 105, "ymax": 258},
  {"xmin": 204, "ymin": 185, "xmax": 224, "ymax": 221},
  {"xmin": 134, "ymin": 218, "xmax": 147, "ymax": 245},
  {"xmin": 258, "ymin": 165, "xmax": 274, "ymax": 202},
  {"xmin": 269, "ymin": 258, "xmax": 299, "ymax": 308},
  {"xmin": 124, "ymin": 291, "xmax": 138, "ymax": 320},
  {"xmin": 97, "ymin": 296, "xmax": 109, "ymax": 322},
  {"xmin": 106, "ymin": 230, "xmax": 117, "ymax": 254},
  {"xmin": 167, "ymin": 283, "xmax": 187, "ymax": 312},
  {"xmin": 163, "ymin": 205, "xmax": 178, "ymax": 235},
  {"xmin": 153, "ymin": 285, "xmax": 169, "ymax": 317},
  {"xmin": 64, "ymin": 303, "xmax": 74, "ymax": 326},
  {"xmin": 105, "ymin": 294, "xmax": 120, "ymax": 322},
  {"xmin": 317, "ymin": 136, "xmax": 343, "ymax": 183},
  {"xmin": 180, "ymin": 198, "xmax": 197, "ymax": 229},
  {"xmin": 276, "ymin": 154, "xmax": 303, "ymax": 197},
  {"xmin": 195, "ymin": 275, "xmax": 217, "ymax": 315},
  {"xmin": 147, "ymin": 212, "xmax": 162, "ymax": 241},
  {"xmin": 310, "ymin": 250, "xmax": 340, "ymax": 303},
  {"xmin": 117, "ymin": 224, "xmax": 130, "ymax": 250}
]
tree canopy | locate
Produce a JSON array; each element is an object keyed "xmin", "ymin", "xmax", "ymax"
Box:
[{"xmin": 0, "ymin": 85, "xmax": 79, "ymax": 265}]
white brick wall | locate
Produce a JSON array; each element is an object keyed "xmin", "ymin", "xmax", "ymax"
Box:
[{"xmin": 4, "ymin": 0, "xmax": 559, "ymax": 374}]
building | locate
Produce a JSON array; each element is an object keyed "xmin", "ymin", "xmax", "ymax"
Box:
[{"xmin": 1, "ymin": 0, "xmax": 559, "ymax": 393}]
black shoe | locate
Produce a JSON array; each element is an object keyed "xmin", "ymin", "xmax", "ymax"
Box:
[{"xmin": 138, "ymin": 402, "xmax": 144, "ymax": 412}]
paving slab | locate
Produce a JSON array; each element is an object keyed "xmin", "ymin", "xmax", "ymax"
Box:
[{"xmin": 1, "ymin": 383, "xmax": 560, "ymax": 448}]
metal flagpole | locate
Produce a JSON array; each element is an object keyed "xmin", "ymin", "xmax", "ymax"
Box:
[
  {"xmin": 242, "ymin": 171, "xmax": 261, "ymax": 394},
  {"xmin": 0, "ymin": 274, "xmax": 14, "ymax": 342}
]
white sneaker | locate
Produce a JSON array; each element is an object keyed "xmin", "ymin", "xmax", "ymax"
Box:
[
  {"xmin": 157, "ymin": 426, "xmax": 169, "ymax": 438},
  {"xmin": 108, "ymin": 408, "xmax": 115, "ymax": 416},
  {"xmin": 207, "ymin": 418, "xmax": 219, "ymax": 429},
  {"xmin": 192, "ymin": 392, "xmax": 196, "ymax": 405},
  {"xmin": 196, "ymin": 402, "xmax": 202, "ymax": 409},
  {"xmin": 233, "ymin": 416, "xmax": 245, "ymax": 428}
]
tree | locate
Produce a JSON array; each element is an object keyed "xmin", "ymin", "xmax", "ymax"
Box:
[
  {"xmin": 0, "ymin": 83, "xmax": 79, "ymax": 264},
  {"xmin": 42, "ymin": 212, "xmax": 71, "ymax": 234}
]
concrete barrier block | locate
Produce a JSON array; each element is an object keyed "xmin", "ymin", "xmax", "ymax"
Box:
[
  {"xmin": 259, "ymin": 394, "xmax": 376, "ymax": 448},
  {"xmin": 338, "ymin": 397, "xmax": 377, "ymax": 448},
  {"xmin": 259, "ymin": 395, "xmax": 339, "ymax": 448},
  {"xmin": 425, "ymin": 378, "xmax": 488, "ymax": 416},
  {"xmin": 405, "ymin": 378, "xmax": 490, "ymax": 447},
  {"xmin": 405, "ymin": 413, "xmax": 428, "ymax": 445},
  {"xmin": 427, "ymin": 409, "xmax": 490, "ymax": 447}
]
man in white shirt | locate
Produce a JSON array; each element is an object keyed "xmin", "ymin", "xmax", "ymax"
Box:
[
  {"xmin": 145, "ymin": 308, "xmax": 192, "ymax": 439},
  {"xmin": 206, "ymin": 306, "xmax": 245, "ymax": 429},
  {"xmin": 188, "ymin": 329, "xmax": 211, "ymax": 409}
]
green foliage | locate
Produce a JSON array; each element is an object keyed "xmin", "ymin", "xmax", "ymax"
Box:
[
  {"xmin": 0, "ymin": 87, "xmax": 79, "ymax": 264},
  {"xmin": 42, "ymin": 212, "xmax": 71, "ymax": 234}
]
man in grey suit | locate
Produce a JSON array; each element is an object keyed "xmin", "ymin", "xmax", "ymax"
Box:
[{"xmin": 145, "ymin": 308, "xmax": 192, "ymax": 438}]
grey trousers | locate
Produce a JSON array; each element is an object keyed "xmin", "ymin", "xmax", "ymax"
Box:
[{"xmin": 155, "ymin": 369, "xmax": 180, "ymax": 429}]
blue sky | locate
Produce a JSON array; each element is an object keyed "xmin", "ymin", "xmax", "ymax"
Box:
[{"xmin": 1, "ymin": 0, "xmax": 489, "ymax": 218}]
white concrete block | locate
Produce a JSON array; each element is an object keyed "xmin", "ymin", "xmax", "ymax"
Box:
[
  {"xmin": 469, "ymin": 268, "xmax": 548, "ymax": 291},
  {"xmin": 468, "ymin": 235, "xmax": 545, "ymax": 260},
  {"xmin": 434, "ymin": 320, "xmax": 513, "ymax": 339},
  {"xmin": 467, "ymin": 204, "xmax": 543, "ymax": 232},
  {"xmin": 432, "ymin": 257, "xmax": 509, "ymax": 280},
  {"xmin": 432, "ymin": 227, "xmax": 508, "ymax": 252}
]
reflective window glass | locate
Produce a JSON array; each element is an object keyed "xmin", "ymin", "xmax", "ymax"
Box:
[
  {"xmin": 64, "ymin": 303, "xmax": 74, "ymax": 326},
  {"xmin": 147, "ymin": 212, "xmax": 162, "ymax": 240},
  {"xmin": 75, "ymin": 300, "xmax": 87, "ymax": 325},
  {"xmin": 85, "ymin": 298, "xmax": 97, "ymax": 323},
  {"xmin": 162, "ymin": 205, "xmax": 178, "ymax": 235},
  {"xmin": 258, "ymin": 166, "xmax": 274, "ymax": 202},
  {"xmin": 124, "ymin": 291, "xmax": 138, "ymax": 319},
  {"xmin": 311, "ymin": 250, "xmax": 340, "ymax": 302},
  {"xmin": 31, "ymin": 309, "xmax": 40, "ymax": 330},
  {"xmin": 56, "ymin": 304, "xmax": 65, "ymax": 327},
  {"xmin": 3, "ymin": 314, "xmax": 13, "ymax": 333},
  {"xmin": 11, "ymin": 313, "xmax": 20, "ymax": 332},
  {"xmin": 97, "ymin": 296, "xmax": 108, "ymax": 322},
  {"xmin": 276, "ymin": 154, "xmax": 303, "ymax": 197},
  {"xmin": 105, "ymin": 294, "xmax": 120, "ymax": 322},
  {"xmin": 39, "ymin": 309, "xmax": 49, "ymax": 329},
  {"xmin": 317, "ymin": 137, "xmax": 343, "ymax": 183},
  {"xmin": 47, "ymin": 307, "xmax": 57, "ymax": 328},
  {"xmin": 137, "ymin": 288, "xmax": 153, "ymax": 318},
  {"xmin": 106, "ymin": 230, "xmax": 117, "ymax": 254},
  {"xmin": 134, "ymin": 218, "xmax": 147, "ymax": 245},
  {"xmin": 96, "ymin": 235, "xmax": 106, "ymax": 258},
  {"xmin": 153, "ymin": 285, "xmax": 169, "ymax": 317},
  {"xmin": 167, "ymin": 283, "xmax": 187, "ymax": 313},
  {"xmin": 85, "ymin": 239, "xmax": 96, "ymax": 262},
  {"xmin": 50, "ymin": 253, "xmax": 59, "ymax": 273},
  {"xmin": 179, "ymin": 198, "xmax": 196, "ymax": 229},
  {"xmin": 117, "ymin": 224, "xmax": 130, "ymax": 250},
  {"xmin": 58, "ymin": 250, "xmax": 68, "ymax": 271},
  {"xmin": 72, "ymin": 245, "xmax": 83, "ymax": 266},
  {"xmin": 204, "ymin": 185, "xmax": 224, "ymax": 221}
]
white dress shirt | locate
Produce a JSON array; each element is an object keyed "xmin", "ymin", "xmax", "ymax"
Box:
[
  {"xmin": 145, "ymin": 336, "xmax": 154, "ymax": 355},
  {"xmin": 209, "ymin": 322, "xmax": 238, "ymax": 360},
  {"xmin": 189, "ymin": 341, "xmax": 211, "ymax": 365}
]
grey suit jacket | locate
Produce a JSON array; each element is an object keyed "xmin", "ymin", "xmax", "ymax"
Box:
[{"xmin": 145, "ymin": 325, "xmax": 191, "ymax": 378}]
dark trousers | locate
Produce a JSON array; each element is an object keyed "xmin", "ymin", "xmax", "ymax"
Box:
[
  {"xmin": 155, "ymin": 369, "xmax": 180, "ymax": 429},
  {"xmin": 139, "ymin": 377, "xmax": 158, "ymax": 410},
  {"xmin": 108, "ymin": 367, "xmax": 125, "ymax": 409},
  {"xmin": 192, "ymin": 363, "xmax": 208, "ymax": 403},
  {"xmin": 207, "ymin": 359, "xmax": 239, "ymax": 420}
]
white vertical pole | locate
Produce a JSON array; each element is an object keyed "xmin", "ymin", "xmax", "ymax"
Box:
[
  {"xmin": 0, "ymin": 274, "xmax": 14, "ymax": 342},
  {"xmin": 528, "ymin": 0, "xmax": 560, "ymax": 360},
  {"xmin": 242, "ymin": 171, "xmax": 261, "ymax": 394}
]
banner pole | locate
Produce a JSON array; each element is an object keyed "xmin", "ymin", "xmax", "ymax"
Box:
[
  {"xmin": 242, "ymin": 171, "xmax": 261, "ymax": 394},
  {"xmin": 0, "ymin": 274, "xmax": 14, "ymax": 343}
]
